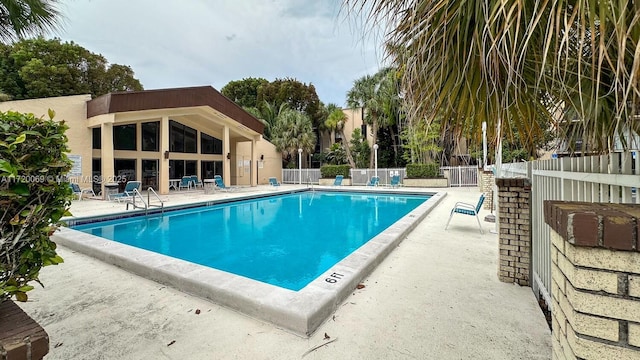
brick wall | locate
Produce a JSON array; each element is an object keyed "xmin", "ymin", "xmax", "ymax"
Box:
[
  {"xmin": 478, "ymin": 169, "xmax": 495, "ymax": 210},
  {"xmin": 0, "ymin": 300, "xmax": 49, "ymax": 360},
  {"xmin": 545, "ymin": 201, "xmax": 640, "ymax": 360},
  {"xmin": 496, "ymin": 178, "xmax": 531, "ymax": 286}
]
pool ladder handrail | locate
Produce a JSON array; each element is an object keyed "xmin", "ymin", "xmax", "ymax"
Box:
[
  {"xmin": 126, "ymin": 188, "xmax": 148, "ymax": 213},
  {"xmin": 307, "ymin": 175, "xmax": 314, "ymax": 191},
  {"xmin": 146, "ymin": 187, "xmax": 164, "ymax": 215},
  {"xmin": 125, "ymin": 188, "xmax": 164, "ymax": 216}
]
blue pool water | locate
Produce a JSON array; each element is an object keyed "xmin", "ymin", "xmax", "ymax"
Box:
[{"xmin": 74, "ymin": 191, "xmax": 430, "ymax": 291}]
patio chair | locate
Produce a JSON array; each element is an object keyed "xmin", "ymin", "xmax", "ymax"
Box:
[
  {"xmin": 178, "ymin": 176, "xmax": 192, "ymax": 191},
  {"xmin": 367, "ymin": 176, "xmax": 380, "ymax": 187},
  {"xmin": 190, "ymin": 175, "xmax": 203, "ymax": 189},
  {"xmin": 445, "ymin": 194, "xmax": 485, "ymax": 234},
  {"xmin": 69, "ymin": 183, "xmax": 95, "ymax": 201},
  {"xmin": 269, "ymin": 177, "xmax": 281, "ymax": 187},
  {"xmin": 110, "ymin": 181, "xmax": 141, "ymax": 202},
  {"xmin": 389, "ymin": 175, "xmax": 401, "ymax": 188},
  {"xmin": 214, "ymin": 176, "xmax": 236, "ymax": 191},
  {"xmin": 333, "ymin": 175, "xmax": 344, "ymax": 186}
]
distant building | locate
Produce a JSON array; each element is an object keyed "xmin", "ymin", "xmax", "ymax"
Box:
[{"xmin": 0, "ymin": 86, "xmax": 282, "ymax": 196}]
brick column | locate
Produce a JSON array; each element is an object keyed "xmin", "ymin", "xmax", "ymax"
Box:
[
  {"xmin": 0, "ymin": 300, "xmax": 49, "ymax": 359},
  {"xmin": 545, "ymin": 201, "xmax": 640, "ymax": 360},
  {"xmin": 478, "ymin": 169, "xmax": 495, "ymax": 210},
  {"xmin": 496, "ymin": 178, "xmax": 531, "ymax": 285}
]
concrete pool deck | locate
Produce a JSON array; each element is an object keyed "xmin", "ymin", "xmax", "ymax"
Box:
[{"xmin": 17, "ymin": 186, "xmax": 552, "ymax": 359}]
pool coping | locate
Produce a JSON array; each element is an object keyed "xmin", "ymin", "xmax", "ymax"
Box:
[{"xmin": 53, "ymin": 189, "xmax": 447, "ymax": 336}]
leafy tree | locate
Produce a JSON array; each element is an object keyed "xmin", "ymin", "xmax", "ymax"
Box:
[
  {"xmin": 257, "ymin": 78, "xmax": 323, "ymax": 129},
  {"xmin": 221, "ymin": 77, "xmax": 269, "ymax": 108},
  {"xmin": 0, "ymin": 110, "xmax": 71, "ymax": 302},
  {"xmin": 324, "ymin": 107, "xmax": 355, "ymax": 168},
  {"xmin": 0, "ymin": 0, "xmax": 60, "ymax": 43},
  {"xmin": 243, "ymin": 101, "xmax": 288, "ymax": 141},
  {"xmin": 324, "ymin": 143, "xmax": 347, "ymax": 165},
  {"xmin": 270, "ymin": 109, "xmax": 316, "ymax": 168},
  {"xmin": 349, "ymin": 128, "xmax": 370, "ymax": 168},
  {"xmin": 0, "ymin": 37, "xmax": 143, "ymax": 99}
]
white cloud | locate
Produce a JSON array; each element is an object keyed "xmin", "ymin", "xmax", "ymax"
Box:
[{"xmin": 56, "ymin": 0, "xmax": 384, "ymax": 107}]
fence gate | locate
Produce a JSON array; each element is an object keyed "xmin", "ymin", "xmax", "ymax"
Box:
[{"xmin": 441, "ymin": 166, "xmax": 478, "ymax": 187}]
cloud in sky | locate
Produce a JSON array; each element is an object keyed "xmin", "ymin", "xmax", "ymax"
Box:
[{"xmin": 56, "ymin": 0, "xmax": 385, "ymax": 107}]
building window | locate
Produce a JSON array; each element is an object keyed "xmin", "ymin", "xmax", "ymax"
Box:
[
  {"xmin": 169, "ymin": 120, "xmax": 197, "ymax": 153},
  {"xmin": 169, "ymin": 159, "xmax": 198, "ymax": 178},
  {"xmin": 114, "ymin": 124, "xmax": 137, "ymax": 150},
  {"xmin": 361, "ymin": 124, "xmax": 367, "ymax": 139},
  {"xmin": 141, "ymin": 121, "xmax": 159, "ymax": 152},
  {"xmin": 201, "ymin": 133, "xmax": 222, "ymax": 154},
  {"xmin": 92, "ymin": 128, "xmax": 101, "ymax": 149},
  {"xmin": 201, "ymin": 161, "xmax": 222, "ymax": 179},
  {"xmin": 142, "ymin": 159, "xmax": 158, "ymax": 190}
]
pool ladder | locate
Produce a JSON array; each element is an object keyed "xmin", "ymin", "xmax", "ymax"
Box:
[
  {"xmin": 307, "ymin": 175, "xmax": 314, "ymax": 191},
  {"xmin": 126, "ymin": 187, "xmax": 164, "ymax": 216}
]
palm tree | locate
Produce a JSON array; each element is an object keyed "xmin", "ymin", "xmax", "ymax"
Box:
[
  {"xmin": 270, "ymin": 109, "xmax": 316, "ymax": 167},
  {"xmin": 0, "ymin": 0, "xmax": 60, "ymax": 43},
  {"xmin": 343, "ymin": 0, "xmax": 640, "ymax": 157},
  {"xmin": 325, "ymin": 107, "xmax": 356, "ymax": 168},
  {"xmin": 347, "ymin": 74, "xmax": 379, "ymax": 167}
]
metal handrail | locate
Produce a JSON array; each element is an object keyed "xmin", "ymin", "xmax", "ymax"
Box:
[
  {"xmin": 126, "ymin": 188, "xmax": 148, "ymax": 214},
  {"xmin": 147, "ymin": 187, "xmax": 164, "ymax": 214}
]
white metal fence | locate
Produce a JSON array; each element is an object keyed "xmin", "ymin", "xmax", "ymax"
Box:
[
  {"xmin": 282, "ymin": 166, "xmax": 479, "ymax": 187},
  {"xmin": 440, "ymin": 166, "xmax": 479, "ymax": 187},
  {"xmin": 498, "ymin": 152, "xmax": 639, "ymax": 309}
]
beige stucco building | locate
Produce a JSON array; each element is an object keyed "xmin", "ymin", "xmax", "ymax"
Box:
[{"xmin": 0, "ymin": 86, "xmax": 282, "ymax": 196}]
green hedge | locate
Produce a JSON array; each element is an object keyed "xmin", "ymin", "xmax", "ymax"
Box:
[
  {"xmin": 406, "ymin": 163, "xmax": 441, "ymax": 178},
  {"xmin": 320, "ymin": 164, "xmax": 351, "ymax": 178},
  {"xmin": 0, "ymin": 110, "xmax": 72, "ymax": 302}
]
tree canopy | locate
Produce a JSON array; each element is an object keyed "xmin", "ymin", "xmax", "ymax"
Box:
[
  {"xmin": 220, "ymin": 77, "xmax": 268, "ymax": 108},
  {"xmin": 0, "ymin": 37, "xmax": 143, "ymax": 100},
  {"xmin": 257, "ymin": 78, "xmax": 323, "ymax": 129}
]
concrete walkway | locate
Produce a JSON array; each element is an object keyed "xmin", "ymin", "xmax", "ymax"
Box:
[{"xmin": 18, "ymin": 186, "xmax": 551, "ymax": 359}]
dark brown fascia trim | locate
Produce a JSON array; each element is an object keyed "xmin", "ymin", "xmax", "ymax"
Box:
[{"xmin": 86, "ymin": 86, "xmax": 264, "ymax": 135}]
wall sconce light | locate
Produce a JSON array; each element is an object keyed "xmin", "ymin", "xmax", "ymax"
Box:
[
  {"xmin": 227, "ymin": 153, "xmax": 231, "ymax": 160},
  {"xmin": 164, "ymin": 150, "xmax": 170, "ymax": 159},
  {"xmin": 260, "ymin": 154, "xmax": 264, "ymax": 160}
]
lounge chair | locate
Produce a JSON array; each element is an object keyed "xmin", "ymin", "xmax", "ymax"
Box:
[
  {"xmin": 214, "ymin": 176, "xmax": 236, "ymax": 191},
  {"xmin": 367, "ymin": 176, "xmax": 380, "ymax": 187},
  {"xmin": 69, "ymin": 183, "xmax": 95, "ymax": 201},
  {"xmin": 389, "ymin": 175, "xmax": 401, "ymax": 188},
  {"xmin": 110, "ymin": 181, "xmax": 141, "ymax": 202},
  {"xmin": 178, "ymin": 176, "xmax": 192, "ymax": 191},
  {"xmin": 190, "ymin": 175, "xmax": 203, "ymax": 189},
  {"xmin": 333, "ymin": 175, "xmax": 344, "ymax": 186},
  {"xmin": 445, "ymin": 194, "xmax": 485, "ymax": 234},
  {"xmin": 269, "ymin": 177, "xmax": 281, "ymax": 187}
]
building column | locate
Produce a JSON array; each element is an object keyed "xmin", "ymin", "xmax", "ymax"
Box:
[
  {"xmin": 251, "ymin": 136, "xmax": 258, "ymax": 186},
  {"xmin": 159, "ymin": 116, "xmax": 170, "ymax": 195},
  {"xmin": 223, "ymin": 125, "xmax": 230, "ymax": 186},
  {"xmin": 100, "ymin": 122, "xmax": 115, "ymax": 199}
]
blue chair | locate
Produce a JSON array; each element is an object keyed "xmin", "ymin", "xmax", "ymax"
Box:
[
  {"xmin": 390, "ymin": 175, "xmax": 401, "ymax": 188},
  {"xmin": 178, "ymin": 176, "xmax": 191, "ymax": 191},
  {"xmin": 110, "ymin": 181, "xmax": 141, "ymax": 202},
  {"xmin": 269, "ymin": 177, "xmax": 280, "ymax": 187},
  {"xmin": 214, "ymin": 176, "xmax": 236, "ymax": 191},
  {"xmin": 69, "ymin": 183, "xmax": 95, "ymax": 201},
  {"xmin": 333, "ymin": 175, "xmax": 344, "ymax": 186},
  {"xmin": 445, "ymin": 194, "xmax": 485, "ymax": 234},
  {"xmin": 190, "ymin": 175, "xmax": 203, "ymax": 189},
  {"xmin": 367, "ymin": 176, "xmax": 380, "ymax": 187}
]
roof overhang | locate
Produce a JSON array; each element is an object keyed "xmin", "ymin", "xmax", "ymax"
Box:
[{"xmin": 86, "ymin": 86, "xmax": 264, "ymax": 136}]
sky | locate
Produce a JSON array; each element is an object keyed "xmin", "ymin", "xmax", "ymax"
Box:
[{"xmin": 54, "ymin": 0, "xmax": 386, "ymax": 107}]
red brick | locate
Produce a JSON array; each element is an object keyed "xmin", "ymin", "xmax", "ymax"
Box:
[
  {"xmin": 569, "ymin": 212, "xmax": 599, "ymax": 247},
  {"xmin": 600, "ymin": 210, "xmax": 635, "ymax": 251}
]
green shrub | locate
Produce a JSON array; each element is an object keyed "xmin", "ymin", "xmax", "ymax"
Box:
[
  {"xmin": 0, "ymin": 110, "xmax": 72, "ymax": 302},
  {"xmin": 406, "ymin": 163, "xmax": 441, "ymax": 178},
  {"xmin": 320, "ymin": 164, "xmax": 351, "ymax": 178}
]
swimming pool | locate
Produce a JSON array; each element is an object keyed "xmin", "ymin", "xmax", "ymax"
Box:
[
  {"xmin": 55, "ymin": 188, "xmax": 446, "ymax": 336},
  {"xmin": 73, "ymin": 191, "xmax": 429, "ymax": 291}
]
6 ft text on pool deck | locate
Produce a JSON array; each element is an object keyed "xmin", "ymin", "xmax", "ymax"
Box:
[{"xmin": 0, "ymin": 175, "xmax": 126, "ymax": 184}]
